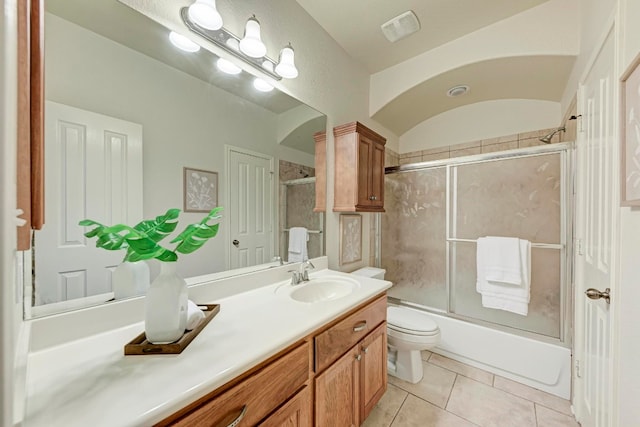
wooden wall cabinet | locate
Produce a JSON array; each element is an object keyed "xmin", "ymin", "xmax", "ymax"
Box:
[
  {"xmin": 334, "ymin": 122, "xmax": 386, "ymax": 212},
  {"xmin": 313, "ymin": 131, "xmax": 327, "ymax": 213},
  {"xmin": 159, "ymin": 294, "xmax": 387, "ymax": 427}
]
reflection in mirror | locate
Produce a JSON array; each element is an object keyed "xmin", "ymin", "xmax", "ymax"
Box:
[{"xmin": 28, "ymin": 0, "xmax": 326, "ymax": 318}]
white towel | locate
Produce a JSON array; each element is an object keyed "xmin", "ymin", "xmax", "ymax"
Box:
[
  {"xmin": 287, "ymin": 227, "xmax": 309, "ymax": 263},
  {"xmin": 476, "ymin": 237, "xmax": 531, "ymax": 316},
  {"xmin": 482, "ymin": 236, "xmax": 524, "ymax": 285},
  {"xmin": 186, "ymin": 300, "xmax": 205, "ymax": 331}
]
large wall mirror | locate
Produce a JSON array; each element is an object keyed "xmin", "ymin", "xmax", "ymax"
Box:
[{"xmin": 27, "ymin": 0, "xmax": 327, "ymax": 318}]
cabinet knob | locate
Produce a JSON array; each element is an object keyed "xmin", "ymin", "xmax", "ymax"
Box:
[
  {"xmin": 369, "ymin": 195, "xmax": 377, "ymax": 201},
  {"xmin": 355, "ymin": 354, "xmax": 362, "ymax": 361},
  {"xmin": 362, "ymin": 347, "xmax": 369, "ymax": 354}
]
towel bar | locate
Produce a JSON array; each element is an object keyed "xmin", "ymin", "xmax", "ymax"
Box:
[{"xmin": 446, "ymin": 238, "xmax": 563, "ymax": 250}]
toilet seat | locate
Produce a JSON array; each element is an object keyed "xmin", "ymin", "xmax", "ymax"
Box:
[{"xmin": 387, "ymin": 306, "xmax": 440, "ymax": 336}]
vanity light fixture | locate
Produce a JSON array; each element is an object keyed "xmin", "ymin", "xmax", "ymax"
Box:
[
  {"xmin": 216, "ymin": 57, "xmax": 242, "ymax": 75},
  {"xmin": 169, "ymin": 31, "xmax": 201, "ymax": 52},
  {"xmin": 274, "ymin": 44, "xmax": 298, "ymax": 79},
  {"xmin": 187, "ymin": 0, "xmax": 223, "ymax": 31},
  {"xmin": 239, "ymin": 16, "xmax": 267, "ymax": 58},
  {"xmin": 253, "ymin": 78, "xmax": 274, "ymax": 92},
  {"xmin": 180, "ymin": 6, "xmax": 299, "ymax": 82}
]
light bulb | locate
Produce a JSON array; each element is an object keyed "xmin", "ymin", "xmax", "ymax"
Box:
[
  {"xmin": 239, "ymin": 16, "xmax": 267, "ymax": 58},
  {"xmin": 188, "ymin": 0, "xmax": 223, "ymax": 30},
  {"xmin": 217, "ymin": 58, "xmax": 242, "ymax": 75},
  {"xmin": 275, "ymin": 44, "xmax": 298, "ymax": 79},
  {"xmin": 253, "ymin": 78, "xmax": 274, "ymax": 92},
  {"xmin": 169, "ymin": 31, "xmax": 200, "ymax": 53}
]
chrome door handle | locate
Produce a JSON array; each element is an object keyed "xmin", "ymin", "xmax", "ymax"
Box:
[
  {"xmin": 232, "ymin": 239, "xmax": 240, "ymax": 247},
  {"xmin": 585, "ymin": 288, "xmax": 610, "ymax": 304}
]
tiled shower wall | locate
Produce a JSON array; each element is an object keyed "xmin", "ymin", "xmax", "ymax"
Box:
[
  {"xmin": 385, "ymin": 126, "xmax": 569, "ymax": 167},
  {"xmin": 279, "ymin": 160, "xmax": 323, "ymax": 261},
  {"xmin": 380, "ymin": 152, "xmax": 564, "ymax": 338},
  {"xmin": 375, "ymin": 117, "xmax": 577, "ymax": 267}
]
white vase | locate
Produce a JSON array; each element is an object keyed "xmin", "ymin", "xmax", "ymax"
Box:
[
  {"xmin": 144, "ymin": 262, "xmax": 188, "ymax": 344},
  {"xmin": 112, "ymin": 261, "xmax": 150, "ymax": 300}
]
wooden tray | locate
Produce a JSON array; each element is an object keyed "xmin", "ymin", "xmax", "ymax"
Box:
[{"xmin": 124, "ymin": 304, "xmax": 220, "ymax": 355}]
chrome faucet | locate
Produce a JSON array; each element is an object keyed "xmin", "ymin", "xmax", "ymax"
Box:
[
  {"xmin": 288, "ymin": 260, "xmax": 315, "ymax": 285},
  {"xmin": 300, "ymin": 260, "xmax": 315, "ymax": 282},
  {"xmin": 288, "ymin": 269, "xmax": 303, "ymax": 285}
]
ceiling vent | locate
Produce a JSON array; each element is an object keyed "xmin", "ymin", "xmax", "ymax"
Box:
[{"xmin": 381, "ymin": 11, "xmax": 420, "ymax": 43}]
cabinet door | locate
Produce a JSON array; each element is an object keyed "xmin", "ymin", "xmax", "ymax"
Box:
[
  {"xmin": 315, "ymin": 346, "xmax": 360, "ymax": 427},
  {"xmin": 357, "ymin": 136, "xmax": 373, "ymax": 208},
  {"xmin": 360, "ymin": 322, "xmax": 387, "ymax": 421},
  {"xmin": 259, "ymin": 386, "xmax": 311, "ymax": 427},
  {"xmin": 370, "ymin": 141, "xmax": 385, "ymax": 210}
]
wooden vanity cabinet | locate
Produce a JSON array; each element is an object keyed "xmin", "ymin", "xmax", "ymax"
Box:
[
  {"xmin": 163, "ymin": 342, "xmax": 311, "ymax": 427},
  {"xmin": 160, "ymin": 294, "xmax": 387, "ymax": 427},
  {"xmin": 333, "ymin": 122, "xmax": 386, "ymax": 212},
  {"xmin": 314, "ymin": 295, "xmax": 388, "ymax": 427}
]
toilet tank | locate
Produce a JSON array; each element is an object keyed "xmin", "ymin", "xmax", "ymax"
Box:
[{"xmin": 351, "ymin": 267, "xmax": 386, "ymax": 280}]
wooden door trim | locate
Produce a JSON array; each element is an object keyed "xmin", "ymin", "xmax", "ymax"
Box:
[{"xmin": 17, "ymin": 0, "xmax": 45, "ymax": 250}]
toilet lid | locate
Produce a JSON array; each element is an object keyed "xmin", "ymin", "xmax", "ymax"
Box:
[{"xmin": 387, "ymin": 306, "xmax": 439, "ymax": 334}]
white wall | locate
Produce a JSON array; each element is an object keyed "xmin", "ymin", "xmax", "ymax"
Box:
[
  {"xmin": 615, "ymin": 0, "xmax": 640, "ymax": 424},
  {"xmin": 400, "ymin": 99, "xmax": 561, "ymax": 152},
  {"xmin": 1, "ymin": 0, "xmax": 22, "ymax": 425},
  {"xmin": 371, "ymin": 0, "xmax": 579, "ymax": 120}
]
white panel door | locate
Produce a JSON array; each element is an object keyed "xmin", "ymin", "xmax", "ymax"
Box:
[
  {"xmin": 35, "ymin": 101, "xmax": 143, "ymax": 305},
  {"xmin": 227, "ymin": 147, "xmax": 273, "ymax": 269},
  {"xmin": 574, "ymin": 28, "xmax": 617, "ymax": 427}
]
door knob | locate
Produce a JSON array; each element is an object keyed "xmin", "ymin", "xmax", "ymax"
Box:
[
  {"xmin": 232, "ymin": 239, "xmax": 240, "ymax": 247},
  {"xmin": 585, "ymin": 288, "xmax": 610, "ymax": 304}
]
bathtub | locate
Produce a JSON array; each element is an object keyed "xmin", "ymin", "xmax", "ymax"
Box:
[{"xmin": 401, "ymin": 307, "xmax": 572, "ymax": 399}]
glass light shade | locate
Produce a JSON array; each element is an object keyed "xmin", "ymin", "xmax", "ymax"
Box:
[
  {"xmin": 169, "ymin": 31, "xmax": 200, "ymax": 53},
  {"xmin": 239, "ymin": 17, "xmax": 267, "ymax": 58},
  {"xmin": 253, "ymin": 78, "xmax": 274, "ymax": 92},
  {"xmin": 261, "ymin": 60, "xmax": 274, "ymax": 73},
  {"xmin": 275, "ymin": 45, "xmax": 298, "ymax": 79},
  {"xmin": 188, "ymin": 0, "xmax": 223, "ymax": 30},
  {"xmin": 217, "ymin": 58, "xmax": 242, "ymax": 75}
]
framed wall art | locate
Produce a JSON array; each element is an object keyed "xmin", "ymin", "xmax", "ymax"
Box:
[
  {"xmin": 621, "ymin": 52, "xmax": 640, "ymax": 206},
  {"xmin": 183, "ymin": 167, "xmax": 218, "ymax": 213},
  {"xmin": 339, "ymin": 214, "xmax": 362, "ymax": 265}
]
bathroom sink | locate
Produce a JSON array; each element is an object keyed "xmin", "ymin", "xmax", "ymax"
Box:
[{"xmin": 279, "ymin": 276, "xmax": 359, "ymax": 303}]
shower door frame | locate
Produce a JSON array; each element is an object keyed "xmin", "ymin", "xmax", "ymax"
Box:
[{"xmin": 378, "ymin": 142, "xmax": 575, "ymax": 346}]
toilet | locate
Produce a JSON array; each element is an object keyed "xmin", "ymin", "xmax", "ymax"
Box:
[{"xmin": 352, "ymin": 267, "xmax": 441, "ymax": 384}]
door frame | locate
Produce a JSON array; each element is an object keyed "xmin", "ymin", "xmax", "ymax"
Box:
[
  {"xmin": 224, "ymin": 145, "xmax": 276, "ymax": 270},
  {"xmin": 572, "ymin": 13, "xmax": 620, "ymax": 426}
]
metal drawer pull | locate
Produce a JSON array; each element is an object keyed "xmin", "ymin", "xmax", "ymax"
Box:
[
  {"xmin": 353, "ymin": 321, "xmax": 367, "ymax": 332},
  {"xmin": 226, "ymin": 405, "xmax": 247, "ymax": 427}
]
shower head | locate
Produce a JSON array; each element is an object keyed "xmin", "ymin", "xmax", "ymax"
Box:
[{"xmin": 539, "ymin": 126, "xmax": 566, "ymax": 144}]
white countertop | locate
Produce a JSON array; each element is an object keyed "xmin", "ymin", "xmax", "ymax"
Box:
[{"xmin": 23, "ymin": 267, "xmax": 391, "ymax": 427}]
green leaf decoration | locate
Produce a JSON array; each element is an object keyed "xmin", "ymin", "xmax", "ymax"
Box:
[
  {"xmin": 79, "ymin": 219, "xmax": 129, "ymax": 251},
  {"xmin": 79, "ymin": 207, "xmax": 222, "ymax": 262},
  {"xmin": 171, "ymin": 207, "xmax": 223, "ymax": 255},
  {"xmin": 124, "ymin": 237, "xmax": 178, "ymax": 262},
  {"xmin": 132, "ymin": 208, "xmax": 180, "ymax": 243}
]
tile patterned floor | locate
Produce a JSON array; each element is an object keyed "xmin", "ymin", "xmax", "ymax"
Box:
[{"xmin": 363, "ymin": 351, "xmax": 580, "ymax": 427}]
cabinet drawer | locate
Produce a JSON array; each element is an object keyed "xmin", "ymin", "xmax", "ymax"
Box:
[
  {"xmin": 315, "ymin": 295, "xmax": 386, "ymax": 373},
  {"xmin": 173, "ymin": 343, "xmax": 309, "ymax": 427}
]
